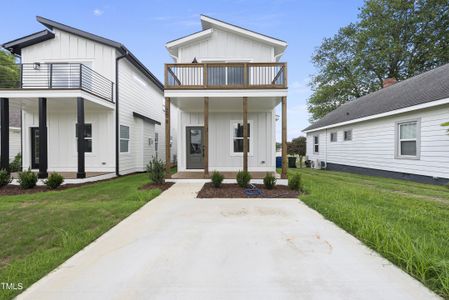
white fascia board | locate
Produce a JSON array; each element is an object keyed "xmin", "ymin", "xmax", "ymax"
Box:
[
  {"xmin": 165, "ymin": 28, "xmax": 214, "ymax": 49},
  {"xmin": 164, "ymin": 89, "xmax": 288, "ymax": 98},
  {"xmin": 0, "ymin": 89, "xmax": 115, "ymax": 109},
  {"xmin": 200, "ymin": 15, "xmax": 287, "ymax": 48},
  {"xmin": 303, "ymin": 97, "xmax": 449, "ymax": 133}
]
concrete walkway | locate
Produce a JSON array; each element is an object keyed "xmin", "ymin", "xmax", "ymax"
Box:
[{"xmin": 19, "ymin": 183, "xmax": 439, "ymax": 300}]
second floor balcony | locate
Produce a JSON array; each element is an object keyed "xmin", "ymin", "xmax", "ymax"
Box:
[
  {"xmin": 165, "ymin": 62, "xmax": 287, "ymax": 90},
  {"xmin": 0, "ymin": 63, "xmax": 114, "ymax": 102}
]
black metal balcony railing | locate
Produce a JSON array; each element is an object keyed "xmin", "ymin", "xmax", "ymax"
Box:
[
  {"xmin": 0, "ymin": 63, "xmax": 114, "ymax": 102},
  {"xmin": 165, "ymin": 62, "xmax": 287, "ymax": 89}
]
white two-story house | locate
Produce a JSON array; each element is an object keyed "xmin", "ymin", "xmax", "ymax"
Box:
[
  {"xmin": 0, "ymin": 16, "xmax": 165, "ymax": 179},
  {"xmin": 164, "ymin": 15, "xmax": 289, "ymax": 179}
]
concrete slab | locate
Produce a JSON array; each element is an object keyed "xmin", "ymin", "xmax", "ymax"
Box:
[{"xmin": 19, "ymin": 183, "xmax": 439, "ymax": 300}]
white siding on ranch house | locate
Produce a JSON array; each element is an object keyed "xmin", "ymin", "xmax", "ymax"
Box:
[
  {"xmin": 177, "ymin": 110, "xmax": 275, "ymax": 172},
  {"xmin": 178, "ymin": 28, "xmax": 274, "ymax": 63},
  {"xmin": 118, "ymin": 59, "xmax": 165, "ymax": 174},
  {"xmin": 21, "ymin": 29, "xmax": 116, "ymax": 82},
  {"xmin": 307, "ymin": 104, "xmax": 449, "ymax": 179}
]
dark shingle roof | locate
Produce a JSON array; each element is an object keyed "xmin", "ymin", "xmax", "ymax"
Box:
[{"xmin": 304, "ymin": 63, "xmax": 449, "ymax": 131}]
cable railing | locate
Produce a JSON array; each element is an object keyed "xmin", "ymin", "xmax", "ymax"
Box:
[
  {"xmin": 0, "ymin": 63, "xmax": 114, "ymax": 102},
  {"xmin": 165, "ymin": 62, "xmax": 287, "ymax": 89}
]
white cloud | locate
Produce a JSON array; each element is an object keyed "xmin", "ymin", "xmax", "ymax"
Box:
[{"xmin": 93, "ymin": 9, "xmax": 104, "ymax": 16}]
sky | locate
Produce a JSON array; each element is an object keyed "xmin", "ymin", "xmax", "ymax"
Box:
[{"xmin": 0, "ymin": 0, "xmax": 364, "ymax": 141}]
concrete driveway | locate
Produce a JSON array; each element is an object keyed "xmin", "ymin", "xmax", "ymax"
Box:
[{"xmin": 19, "ymin": 182, "xmax": 439, "ymax": 300}]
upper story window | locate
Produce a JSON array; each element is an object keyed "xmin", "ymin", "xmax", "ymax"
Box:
[
  {"xmin": 330, "ymin": 132, "xmax": 337, "ymax": 142},
  {"xmin": 396, "ymin": 120, "xmax": 420, "ymax": 159},
  {"xmin": 344, "ymin": 130, "xmax": 352, "ymax": 141},
  {"xmin": 313, "ymin": 135, "xmax": 319, "ymax": 153}
]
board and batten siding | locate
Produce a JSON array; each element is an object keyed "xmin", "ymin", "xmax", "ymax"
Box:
[
  {"xmin": 177, "ymin": 110, "xmax": 276, "ymax": 172},
  {"xmin": 118, "ymin": 59, "xmax": 164, "ymax": 174},
  {"xmin": 21, "ymin": 28, "xmax": 116, "ymax": 82},
  {"xmin": 178, "ymin": 28, "xmax": 274, "ymax": 63},
  {"xmin": 306, "ymin": 104, "xmax": 449, "ymax": 179},
  {"xmin": 21, "ymin": 108, "xmax": 115, "ymax": 172}
]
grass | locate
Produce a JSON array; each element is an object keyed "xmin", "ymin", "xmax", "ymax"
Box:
[
  {"xmin": 0, "ymin": 173, "xmax": 161, "ymax": 300},
  {"xmin": 288, "ymin": 168, "xmax": 449, "ymax": 299}
]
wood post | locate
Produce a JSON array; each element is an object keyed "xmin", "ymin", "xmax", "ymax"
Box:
[
  {"xmin": 243, "ymin": 96, "xmax": 248, "ymax": 172},
  {"xmin": 0, "ymin": 98, "xmax": 9, "ymax": 171},
  {"xmin": 203, "ymin": 97, "xmax": 209, "ymax": 178},
  {"xmin": 281, "ymin": 96, "xmax": 288, "ymax": 179},
  {"xmin": 165, "ymin": 97, "xmax": 171, "ymax": 178},
  {"xmin": 76, "ymin": 97, "xmax": 86, "ymax": 179},
  {"xmin": 38, "ymin": 98, "xmax": 48, "ymax": 178}
]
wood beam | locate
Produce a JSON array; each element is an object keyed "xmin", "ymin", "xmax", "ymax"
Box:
[
  {"xmin": 38, "ymin": 98, "xmax": 48, "ymax": 178},
  {"xmin": 0, "ymin": 98, "xmax": 9, "ymax": 171},
  {"xmin": 165, "ymin": 97, "xmax": 171, "ymax": 178},
  {"xmin": 203, "ymin": 97, "xmax": 209, "ymax": 178},
  {"xmin": 281, "ymin": 96, "xmax": 288, "ymax": 179},
  {"xmin": 243, "ymin": 96, "xmax": 248, "ymax": 172},
  {"xmin": 76, "ymin": 97, "xmax": 86, "ymax": 179}
]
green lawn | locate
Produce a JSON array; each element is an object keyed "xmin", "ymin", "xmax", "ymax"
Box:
[
  {"xmin": 0, "ymin": 173, "xmax": 160, "ymax": 300},
  {"xmin": 290, "ymin": 168, "xmax": 449, "ymax": 299}
]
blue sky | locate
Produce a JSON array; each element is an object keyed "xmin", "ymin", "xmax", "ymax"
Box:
[{"xmin": 0, "ymin": 0, "xmax": 364, "ymax": 141}]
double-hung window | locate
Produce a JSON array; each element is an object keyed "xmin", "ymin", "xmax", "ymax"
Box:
[
  {"xmin": 313, "ymin": 135, "xmax": 319, "ymax": 153},
  {"xmin": 344, "ymin": 130, "xmax": 352, "ymax": 141},
  {"xmin": 75, "ymin": 123, "xmax": 92, "ymax": 152},
  {"xmin": 120, "ymin": 125, "xmax": 130, "ymax": 153},
  {"xmin": 330, "ymin": 132, "xmax": 337, "ymax": 142},
  {"xmin": 231, "ymin": 121, "xmax": 251, "ymax": 154},
  {"xmin": 397, "ymin": 120, "xmax": 420, "ymax": 158}
]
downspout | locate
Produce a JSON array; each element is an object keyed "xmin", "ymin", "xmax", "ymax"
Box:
[{"xmin": 115, "ymin": 51, "xmax": 128, "ymax": 176}]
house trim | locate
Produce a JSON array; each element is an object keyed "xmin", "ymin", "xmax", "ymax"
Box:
[
  {"xmin": 132, "ymin": 112, "xmax": 161, "ymax": 125},
  {"xmin": 303, "ymin": 97, "xmax": 449, "ymax": 133},
  {"xmin": 2, "ymin": 30, "xmax": 55, "ymax": 55},
  {"xmin": 165, "ymin": 28, "xmax": 214, "ymax": 49}
]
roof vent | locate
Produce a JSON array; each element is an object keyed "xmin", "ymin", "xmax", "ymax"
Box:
[{"xmin": 383, "ymin": 78, "xmax": 397, "ymax": 88}]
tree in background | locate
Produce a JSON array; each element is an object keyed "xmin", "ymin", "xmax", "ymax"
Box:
[
  {"xmin": 0, "ymin": 50, "xmax": 19, "ymax": 88},
  {"xmin": 308, "ymin": 0, "xmax": 449, "ymax": 121},
  {"xmin": 287, "ymin": 136, "xmax": 306, "ymax": 167}
]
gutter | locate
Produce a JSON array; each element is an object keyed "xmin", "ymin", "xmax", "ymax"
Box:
[{"xmin": 115, "ymin": 51, "xmax": 128, "ymax": 176}]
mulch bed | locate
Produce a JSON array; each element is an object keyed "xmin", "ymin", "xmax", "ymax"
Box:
[
  {"xmin": 0, "ymin": 184, "xmax": 77, "ymax": 196},
  {"xmin": 197, "ymin": 183, "xmax": 299, "ymax": 198},
  {"xmin": 139, "ymin": 182, "xmax": 175, "ymax": 192}
]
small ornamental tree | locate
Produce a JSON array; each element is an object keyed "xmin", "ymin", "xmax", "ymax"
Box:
[{"xmin": 287, "ymin": 136, "xmax": 307, "ymax": 167}]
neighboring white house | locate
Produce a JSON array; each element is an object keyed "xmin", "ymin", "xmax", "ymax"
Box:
[
  {"xmin": 303, "ymin": 64, "xmax": 449, "ymax": 185},
  {"xmin": 164, "ymin": 15, "xmax": 289, "ymax": 178},
  {"xmin": 0, "ymin": 16, "xmax": 165, "ymax": 179}
]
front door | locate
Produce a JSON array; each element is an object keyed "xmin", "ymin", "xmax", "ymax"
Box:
[
  {"xmin": 186, "ymin": 126, "xmax": 204, "ymax": 169},
  {"xmin": 31, "ymin": 127, "xmax": 40, "ymax": 169}
]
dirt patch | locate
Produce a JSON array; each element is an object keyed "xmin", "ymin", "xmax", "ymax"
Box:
[
  {"xmin": 139, "ymin": 182, "xmax": 175, "ymax": 192},
  {"xmin": 197, "ymin": 183, "xmax": 299, "ymax": 198}
]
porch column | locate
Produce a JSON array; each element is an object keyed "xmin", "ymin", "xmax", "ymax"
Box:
[
  {"xmin": 76, "ymin": 97, "xmax": 86, "ymax": 179},
  {"xmin": 38, "ymin": 98, "xmax": 48, "ymax": 178},
  {"xmin": 243, "ymin": 96, "xmax": 248, "ymax": 172},
  {"xmin": 203, "ymin": 97, "xmax": 209, "ymax": 178},
  {"xmin": 165, "ymin": 97, "xmax": 171, "ymax": 178},
  {"xmin": 0, "ymin": 98, "xmax": 9, "ymax": 171},
  {"xmin": 281, "ymin": 96, "xmax": 288, "ymax": 179}
]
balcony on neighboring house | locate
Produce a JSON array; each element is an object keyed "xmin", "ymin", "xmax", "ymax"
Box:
[
  {"xmin": 165, "ymin": 62, "xmax": 287, "ymax": 89},
  {"xmin": 0, "ymin": 63, "xmax": 114, "ymax": 102}
]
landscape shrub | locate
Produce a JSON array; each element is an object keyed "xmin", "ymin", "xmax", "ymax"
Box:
[
  {"xmin": 0, "ymin": 169, "xmax": 12, "ymax": 187},
  {"xmin": 9, "ymin": 153, "xmax": 21, "ymax": 172},
  {"xmin": 211, "ymin": 170, "xmax": 224, "ymax": 188},
  {"xmin": 18, "ymin": 169, "xmax": 38, "ymax": 189},
  {"xmin": 44, "ymin": 172, "xmax": 64, "ymax": 189},
  {"xmin": 263, "ymin": 173, "xmax": 277, "ymax": 189},
  {"xmin": 288, "ymin": 173, "xmax": 303, "ymax": 192},
  {"xmin": 146, "ymin": 157, "xmax": 165, "ymax": 184},
  {"xmin": 236, "ymin": 170, "xmax": 251, "ymax": 188}
]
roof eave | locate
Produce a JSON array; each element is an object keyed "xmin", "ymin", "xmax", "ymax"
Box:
[{"xmin": 2, "ymin": 30, "xmax": 55, "ymax": 55}]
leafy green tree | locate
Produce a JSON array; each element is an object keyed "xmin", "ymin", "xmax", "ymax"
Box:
[
  {"xmin": 287, "ymin": 136, "xmax": 306, "ymax": 167},
  {"xmin": 309, "ymin": 0, "xmax": 449, "ymax": 121},
  {"xmin": 0, "ymin": 50, "xmax": 19, "ymax": 88}
]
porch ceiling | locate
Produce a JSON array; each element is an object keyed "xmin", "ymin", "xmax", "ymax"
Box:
[
  {"xmin": 170, "ymin": 97, "xmax": 281, "ymax": 112},
  {"xmin": 17, "ymin": 97, "xmax": 112, "ymax": 112}
]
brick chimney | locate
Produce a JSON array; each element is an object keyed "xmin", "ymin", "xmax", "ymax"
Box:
[{"xmin": 383, "ymin": 78, "xmax": 397, "ymax": 88}]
